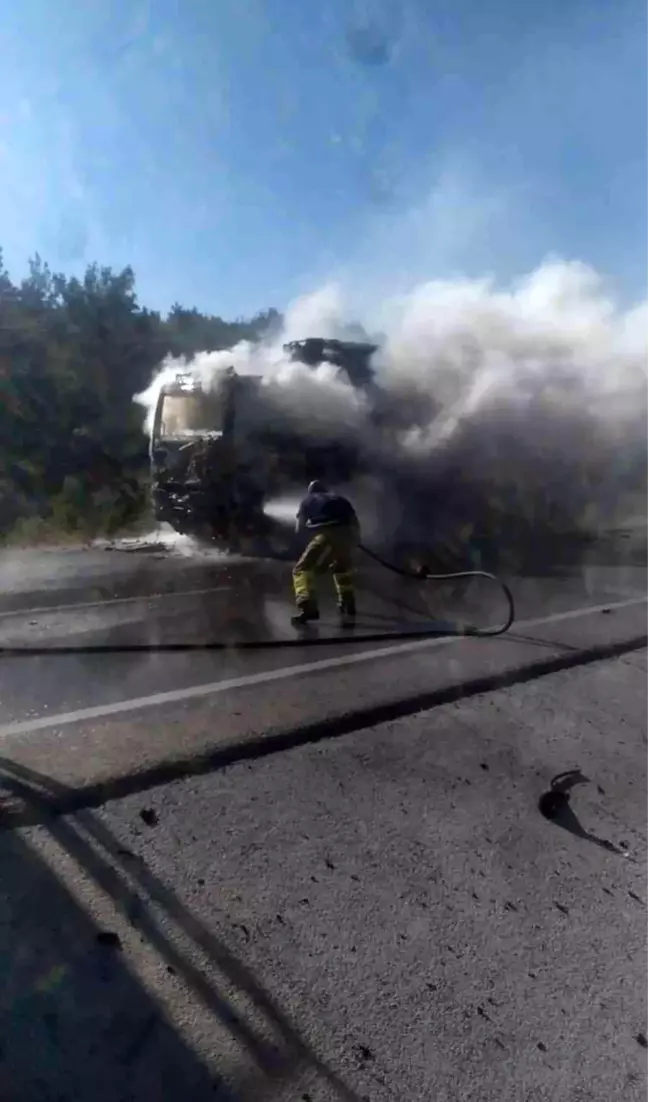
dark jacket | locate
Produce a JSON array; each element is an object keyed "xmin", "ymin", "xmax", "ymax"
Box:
[{"xmin": 296, "ymin": 491, "xmax": 359, "ymax": 532}]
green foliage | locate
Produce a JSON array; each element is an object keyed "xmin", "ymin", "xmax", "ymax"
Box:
[{"xmin": 0, "ymin": 247, "xmax": 276, "ymax": 541}]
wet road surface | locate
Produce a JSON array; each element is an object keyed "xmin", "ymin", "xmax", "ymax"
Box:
[{"xmin": 0, "ymin": 528, "xmax": 645, "ymax": 728}]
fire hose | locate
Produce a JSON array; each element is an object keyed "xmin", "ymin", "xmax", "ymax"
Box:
[
  {"xmin": 358, "ymin": 543, "xmax": 515, "ymax": 637},
  {"xmin": 0, "ymin": 543, "xmax": 514, "ymax": 655}
]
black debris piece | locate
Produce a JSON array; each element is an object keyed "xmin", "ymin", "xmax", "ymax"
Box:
[{"xmin": 96, "ymin": 931, "xmax": 123, "ymax": 950}]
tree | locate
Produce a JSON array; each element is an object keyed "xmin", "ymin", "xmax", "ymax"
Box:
[{"xmin": 0, "ymin": 249, "xmax": 279, "ymax": 538}]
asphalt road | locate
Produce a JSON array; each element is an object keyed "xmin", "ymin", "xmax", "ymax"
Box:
[
  {"xmin": 0, "ymin": 526, "xmax": 644, "ymax": 726},
  {"xmin": 0, "ymin": 530, "xmax": 645, "ymax": 1100}
]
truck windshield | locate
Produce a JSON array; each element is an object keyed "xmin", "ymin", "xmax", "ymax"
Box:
[{"xmin": 158, "ymin": 391, "xmax": 225, "ymax": 438}]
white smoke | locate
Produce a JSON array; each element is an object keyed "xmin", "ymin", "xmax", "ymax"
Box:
[
  {"xmin": 135, "ymin": 340, "xmax": 261, "ymax": 436},
  {"xmin": 135, "ymin": 281, "xmax": 371, "ymax": 442},
  {"xmin": 135, "ymin": 258, "xmax": 647, "ymax": 547}
]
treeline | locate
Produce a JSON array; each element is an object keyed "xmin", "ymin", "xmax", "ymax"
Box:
[{"xmin": 0, "ymin": 250, "xmax": 277, "ymax": 541}]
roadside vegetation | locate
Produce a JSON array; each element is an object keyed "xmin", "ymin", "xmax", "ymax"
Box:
[{"xmin": 0, "ymin": 249, "xmax": 275, "ymax": 543}]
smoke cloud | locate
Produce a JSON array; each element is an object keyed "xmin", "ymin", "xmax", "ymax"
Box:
[{"xmin": 136, "ymin": 258, "xmax": 647, "ymax": 560}]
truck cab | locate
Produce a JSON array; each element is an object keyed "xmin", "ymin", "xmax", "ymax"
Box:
[{"xmin": 150, "ymin": 368, "xmax": 267, "ymax": 539}]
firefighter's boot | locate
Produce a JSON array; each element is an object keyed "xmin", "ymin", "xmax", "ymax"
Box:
[
  {"xmin": 338, "ymin": 595, "xmax": 356, "ymax": 628},
  {"xmin": 291, "ymin": 601, "xmax": 320, "ymax": 627}
]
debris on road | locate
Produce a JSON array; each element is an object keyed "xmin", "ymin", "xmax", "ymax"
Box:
[{"xmin": 95, "ymin": 931, "xmax": 123, "ymax": 950}]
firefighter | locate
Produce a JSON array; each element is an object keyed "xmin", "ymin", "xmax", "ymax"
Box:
[{"xmin": 291, "ymin": 480, "xmax": 360, "ymax": 627}]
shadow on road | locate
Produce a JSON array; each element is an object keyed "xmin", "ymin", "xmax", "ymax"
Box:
[
  {"xmin": 0, "ymin": 827, "xmax": 222, "ymax": 1101},
  {"xmin": 0, "ymin": 759, "xmax": 361, "ymax": 1102},
  {"xmin": 538, "ymin": 770, "xmax": 628, "ymax": 856}
]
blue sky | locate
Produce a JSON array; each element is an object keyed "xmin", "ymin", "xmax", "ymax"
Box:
[{"xmin": 0, "ymin": 0, "xmax": 645, "ymax": 317}]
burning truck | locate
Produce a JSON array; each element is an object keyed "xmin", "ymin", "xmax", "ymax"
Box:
[
  {"xmin": 149, "ymin": 338, "xmax": 380, "ymax": 547},
  {"xmin": 145, "ymin": 263, "xmax": 647, "ymax": 569},
  {"xmin": 147, "ymin": 331, "xmax": 614, "ymax": 570},
  {"xmin": 149, "ymin": 335, "xmax": 505, "ymax": 567}
]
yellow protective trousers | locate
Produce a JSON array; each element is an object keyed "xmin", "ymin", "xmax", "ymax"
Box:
[{"xmin": 292, "ymin": 526, "xmax": 357, "ymax": 611}]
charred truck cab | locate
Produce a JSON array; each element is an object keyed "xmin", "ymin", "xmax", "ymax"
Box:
[
  {"xmin": 149, "ymin": 339, "xmax": 377, "ymax": 543},
  {"xmin": 150, "ymin": 367, "xmax": 267, "ymax": 542}
]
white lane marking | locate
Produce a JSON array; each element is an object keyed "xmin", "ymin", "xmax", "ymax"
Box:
[
  {"xmin": 0, "ymin": 586, "xmax": 232, "ymax": 621},
  {"xmin": 0, "ymin": 595, "xmax": 645, "ymax": 740},
  {"xmin": 501, "ymin": 594, "xmax": 645, "ymax": 627}
]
